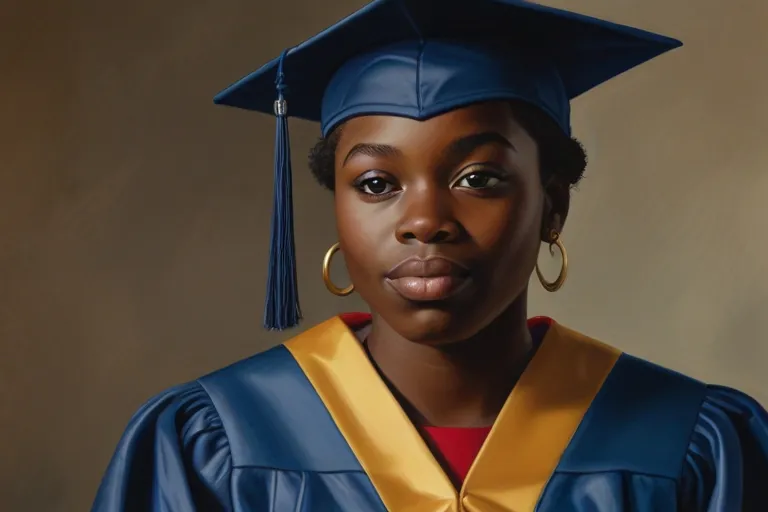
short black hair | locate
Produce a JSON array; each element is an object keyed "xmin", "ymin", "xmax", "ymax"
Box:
[{"xmin": 308, "ymin": 100, "xmax": 587, "ymax": 191}]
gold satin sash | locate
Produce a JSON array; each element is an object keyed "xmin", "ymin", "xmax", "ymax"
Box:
[{"xmin": 285, "ymin": 317, "xmax": 620, "ymax": 512}]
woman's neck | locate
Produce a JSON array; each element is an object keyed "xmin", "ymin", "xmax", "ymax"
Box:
[{"xmin": 364, "ymin": 296, "xmax": 533, "ymax": 428}]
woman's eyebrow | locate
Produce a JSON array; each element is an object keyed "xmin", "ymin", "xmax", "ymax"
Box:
[{"xmin": 343, "ymin": 143, "xmax": 402, "ymax": 166}]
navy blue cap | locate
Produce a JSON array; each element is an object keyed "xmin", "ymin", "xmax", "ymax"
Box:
[{"xmin": 214, "ymin": 0, "xmax": 681, "ymax": 330}]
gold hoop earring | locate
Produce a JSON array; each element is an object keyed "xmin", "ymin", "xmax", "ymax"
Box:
[
  {"xmin": 322, "ymin": 242, "xmax": 354, "ymax": 296},
  {"xmin": 535, "ymin": 230, "xmax": 568, "ymax": 292}
]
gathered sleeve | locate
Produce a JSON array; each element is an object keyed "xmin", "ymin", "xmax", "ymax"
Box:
[
  {"xmin": 91, "ymin": 382, "xmax": 232, "ymax": 512},
  {"xmin": 681, "ymin": 386, "xmax": 768, "ymax": 512}
]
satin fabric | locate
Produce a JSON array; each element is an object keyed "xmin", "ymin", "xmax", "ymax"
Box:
[
  {"xmin": 213, "ymin": 0, "xmax": 681, "ymax": 139},
  {"xmin": 539, "ymin": 387, "xmax": 768, "ymax": 512},
  {"xmin": 284, "ymin": 317, "xmax": 623, "ymax": 511},
  {"xmin": 92, "ymin": 316, "xmax": 768, "ymax": 511}
]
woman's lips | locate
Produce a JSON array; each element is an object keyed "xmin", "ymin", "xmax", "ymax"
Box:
[
  {"xmin": 385, "ymin": 256, "xmax": 470, "ymax": 301},
  {"xmin": 385, "ymin": 275, "xmax": 469, "ymax": 301}
]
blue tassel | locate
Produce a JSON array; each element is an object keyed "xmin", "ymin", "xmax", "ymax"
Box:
[{"xmin": 263, "ymin": 49, "xmax": 302, "ymax": 330}]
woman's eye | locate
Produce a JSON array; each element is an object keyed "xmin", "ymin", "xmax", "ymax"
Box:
[
  {"xmin": 455, "ymin": 172, "xmax": 503, "ymax": 189},
  {"xmin": 358, "ymin": 177, "xmax": 394, "ymax": 195}
]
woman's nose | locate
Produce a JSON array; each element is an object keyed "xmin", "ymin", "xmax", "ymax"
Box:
[{"xmin": 394, "ymin": 187, "xmax": 461, "ymax": 244}]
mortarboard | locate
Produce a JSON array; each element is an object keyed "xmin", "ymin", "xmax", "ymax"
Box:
[{"xmin": 213, "ymin": 0, "xmax": 682, "ymax": 331}]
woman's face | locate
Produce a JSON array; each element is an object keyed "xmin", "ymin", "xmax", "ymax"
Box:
[{"xmin": 334, "ymin": 101, "xmax": 564, "ymax": 345}]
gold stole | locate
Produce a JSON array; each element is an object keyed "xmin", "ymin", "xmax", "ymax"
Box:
[{"xmin": 285, "ymin": 317, "xmax": 620, "ymax": 512}]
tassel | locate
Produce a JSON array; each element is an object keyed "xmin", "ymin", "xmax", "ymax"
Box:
[{"xmin": 263, "ymin": 49, "xmax": 302, "ymax": 330}]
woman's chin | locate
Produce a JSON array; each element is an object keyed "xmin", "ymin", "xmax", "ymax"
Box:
[{"xmin": 387, "ymin": 306, "xmax": 487, "ymax": 346}]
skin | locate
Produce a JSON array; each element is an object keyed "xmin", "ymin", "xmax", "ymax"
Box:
[{"xmin": 333, "ymin": 101, "xmax": 570, "ymax": 428}]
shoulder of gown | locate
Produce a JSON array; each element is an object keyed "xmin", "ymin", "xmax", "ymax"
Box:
[
  {"xmin": 91, "ymin": 379, "xmax": 233, "ymax": 512},
  {"xmin": 91, "ymin": 339, "xmax": 366, "ymax": 512},
  {"xmin": 539, "ymin": 328, "xmax": 768, "ymax": 512},
  {"xmin": 681, "ymin": 385, "xmax": 768, "ymax": 511}
]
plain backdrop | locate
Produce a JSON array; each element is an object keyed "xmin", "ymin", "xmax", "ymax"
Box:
[{"xmin": 1, "ymin": 0, "xmax": 766, "ymax": 510}]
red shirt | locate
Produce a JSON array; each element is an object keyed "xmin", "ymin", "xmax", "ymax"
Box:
[{"xmin": 422, "ymin": 425, "xmax": 492, "ymax": 484}]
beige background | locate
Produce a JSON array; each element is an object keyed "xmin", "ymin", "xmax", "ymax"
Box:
[{"xmin": 1, "ymin": 0, "xmax": 766, "ymax": 510}]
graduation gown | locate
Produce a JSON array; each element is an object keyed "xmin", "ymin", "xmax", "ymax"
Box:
[{"xmin": 92, "ymin": 315, "xmax": 768, "ymax": 511}]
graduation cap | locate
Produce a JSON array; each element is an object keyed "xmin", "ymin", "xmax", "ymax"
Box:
[{"xmin": 213, "ymin": 0, "xmax": 682, "ymax": 331}]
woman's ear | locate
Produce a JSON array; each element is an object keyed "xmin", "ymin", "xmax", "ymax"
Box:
[{"xmin": 540, "ymin": 179, "xmax": 570, "ymax": 242}]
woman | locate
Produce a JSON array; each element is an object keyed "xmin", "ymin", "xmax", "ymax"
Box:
[{"xmin": 92, "ymin": 0, "xmax": 768, "ymax": 511}]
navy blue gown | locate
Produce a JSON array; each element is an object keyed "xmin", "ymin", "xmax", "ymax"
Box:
[{"xmin": 92, "ymin": 316, "xmax": 768, "ymax": 511}]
